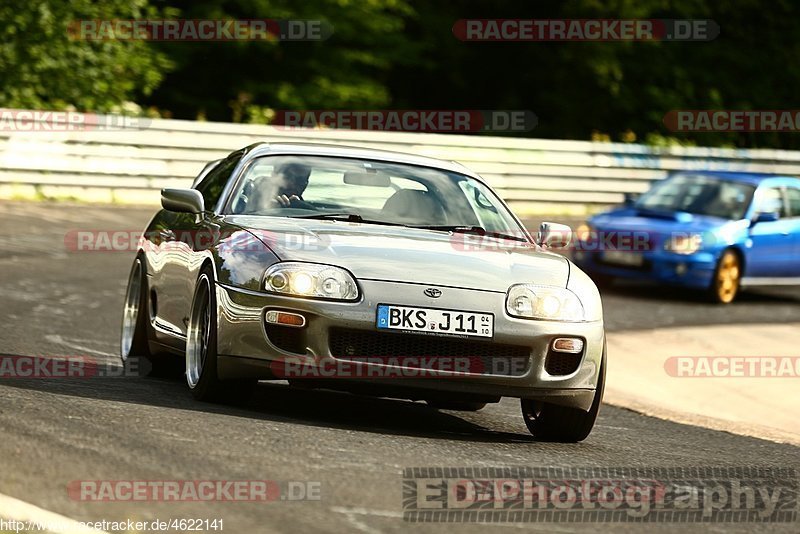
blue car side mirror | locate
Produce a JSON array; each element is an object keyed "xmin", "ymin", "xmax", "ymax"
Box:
[{"xmin": 753, "ymin": 212, "xmax": 780, "ymax": 224}]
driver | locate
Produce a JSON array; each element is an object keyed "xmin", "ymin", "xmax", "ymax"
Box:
[
  {"xmin": 248, "ymin": 162, "xmax": 313, "ymax": 211},
  {"xmin": 273, "ymin": 162, "xmax": 311, "ymax": 207}
]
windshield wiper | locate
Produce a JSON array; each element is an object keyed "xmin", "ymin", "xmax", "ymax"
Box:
[
  {"xmin": 294, "ymin": 212, "xmax": 364, "ymax": 222},
  {"xmin": 291, "ymin": 213, "xmax": 407, "ymax": 227},
  {"xmin": 412, "ymin": 225, "xmax": 528, "ymax": 243}
]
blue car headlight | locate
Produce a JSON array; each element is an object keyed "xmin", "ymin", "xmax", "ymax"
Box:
[
  {"xmin": 664, "ymin": 233, "xmax": 703, "ymax": 255},
  {"xmin": 506, "ymin": 285, "xmax": 585, "ymax": 322},
  {"xmin": 264, "ymin": 262, "xmax": 359, "ymax": 301},
  {"xmin": 574, "ymin": 222, "xmax": 594, "ymax": 242}
]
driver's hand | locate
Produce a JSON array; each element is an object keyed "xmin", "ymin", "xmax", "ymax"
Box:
[{"xmin": 274, "ymin": 194, "xmax": 301, "ymax": 207}]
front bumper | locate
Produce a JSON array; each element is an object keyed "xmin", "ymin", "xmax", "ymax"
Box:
[
  {"xmin": 572, "ymin": 248, "xmax": 718, "ymax": 288},
  {"xmin": 214, "ymin": 280, "xmax": 605, "ymax": 410}
]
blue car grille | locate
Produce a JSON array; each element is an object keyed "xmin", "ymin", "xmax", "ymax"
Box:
[{"xmin": 594, "ymin": 252, "xmax": 653, "ymax": 272}]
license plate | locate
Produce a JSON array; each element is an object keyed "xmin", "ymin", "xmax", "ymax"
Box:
[
  {"xmin": 376, "ymin": 305, "xmax": 493, "ymax": 338},
  {"xmin": 601, "ymin": 250, "xmax": 644, "ymax": 267}
]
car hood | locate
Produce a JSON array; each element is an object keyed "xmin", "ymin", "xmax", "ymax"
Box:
[
  {"xmin": 590, "ymin": 208, "xmax": 729, "ymax": 247},
  {"xmin": 225, "ymin": 216, "xmax": 569, "ymax": 291}
]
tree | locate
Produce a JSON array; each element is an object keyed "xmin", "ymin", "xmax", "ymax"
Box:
[
  {"xmin": 0, "ymin": 0, "xmax": 172, "ymax": 112},
  {"xmin": 144, "ymin": 0, "xmax": 416, "ymax": 121}
]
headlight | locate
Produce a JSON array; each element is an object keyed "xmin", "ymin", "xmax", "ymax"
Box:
[
  {"xmin": 506, "ymin": 285, "xmax": 585, "ymax": 322},
  {"xmin": 575, "ymin": 222, "xmax": 594, "ymax": 242},
  {"xmin": 665, "ymin": 233, "xmax": 703, "ymax": 255},
  {"xmin": 264, "ymin": 262, "xmax": 359, "ymax": 301}
]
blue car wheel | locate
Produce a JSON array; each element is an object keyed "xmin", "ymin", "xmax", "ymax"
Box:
[{"xmin": 709, "ymin": 250, "xmax": 741, "ymax": 304}]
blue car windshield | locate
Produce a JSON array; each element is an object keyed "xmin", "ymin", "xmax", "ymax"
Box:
[{"xmin": 635, "ymin": 174, "xmax": 755, "ymax": 220}]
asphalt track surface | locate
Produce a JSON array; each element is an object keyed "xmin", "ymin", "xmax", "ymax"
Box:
[{"xmin": 0, "ymin": 202, "xmax": 798, "ymax": 533}]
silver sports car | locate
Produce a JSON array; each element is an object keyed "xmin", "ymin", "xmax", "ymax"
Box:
[{"xmin": 121, "ymin": 143, "xmax": 606, "ymax": 442}]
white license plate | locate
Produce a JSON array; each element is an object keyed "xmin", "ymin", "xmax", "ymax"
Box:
[
  {"xmin": 376, "ymin": 305, "xmax": 493, "ymax": 338},
  {"xmin": 602, "ymin": 250, "xmax": 644, "ymax": 267}
]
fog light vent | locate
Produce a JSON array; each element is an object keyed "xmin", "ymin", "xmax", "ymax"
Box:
[
  {"xmin": 545, "ymin": 338, "xmax": 585, "ymax": 376},
  {"xmin": 265, "ymin": 310, "xmax": 306, "ymax": 327},
  {"xmin": 552, "ymin": 338, "xmax": 584, "ymax": 354}
]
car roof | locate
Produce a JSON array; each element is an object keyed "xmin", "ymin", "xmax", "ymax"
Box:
[
  {"xmin": 671, "ymin": 170, "xmax": 798, "ymax": 187},
  {"xmin": 238, "ymin": 142, "xmax": 477, "ymax": 177}
]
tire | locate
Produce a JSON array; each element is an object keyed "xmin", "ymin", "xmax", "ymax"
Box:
[
  {"xmin": 120, "ymin": 256, "xmax": 178, "ymax": 377},
  {"xmin": 185, "ymin": 265, "xmax": 255, "ymax": 403},
  {"xmin": 121, "ymin": 257, "xmax": 150, "ymax": 362},
  {"xmin": 426, "ymin": 400, "xmax": 487, "ymax": 412},
  {"xmin": 708, "ymin": 250, "xmax": 741, "ymax": 304},
  {"xmin": 521, "ymin": 344, "xmax": 606, "ymax": 442}
]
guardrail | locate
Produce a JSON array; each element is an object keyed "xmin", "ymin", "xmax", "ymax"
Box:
[{"xmin": 2, "ymin": 111, "xmax": 800, "ymax": 214}]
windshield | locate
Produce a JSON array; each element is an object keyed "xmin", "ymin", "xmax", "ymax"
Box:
[
  {"xmin": 224, "ymin": 155, "xmax": 527, "ymax": 238},
  {"xmin": 635, "ymin": 174, "xmax": 755, "ymax": 220}
]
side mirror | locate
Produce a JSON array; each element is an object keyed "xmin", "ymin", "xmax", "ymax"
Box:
[
  {"xmin": 537, "ymin": 222, "xmax": 573, "ymax": 249},
  {"xmin": 753, "ymin": 211, "xmax": 779, "ymax": 224},
  {"xmin": 161, "ymin": 188, "xmax": 205, "ymax": 214},
  {"xmin": 623, "ymin": 192, "xmax": 640, "ymax": 206}
]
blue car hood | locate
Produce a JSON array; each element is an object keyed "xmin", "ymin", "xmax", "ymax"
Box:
[{"xmin": 589, "ymin": 208, "xmax": 731, "ymax": 249}]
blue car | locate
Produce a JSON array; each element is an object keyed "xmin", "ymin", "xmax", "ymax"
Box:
[{"xmin": 571, "ymin": 171, "xmax": 800, "ymax": 303}]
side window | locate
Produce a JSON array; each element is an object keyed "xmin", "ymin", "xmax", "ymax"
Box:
[
  {"xmin": 786, "ymin": 188, "xmax": 800, "ymax": 217},
  {"xmin": 755, "ymin": 187, "xmax": 787, "ymax": 218},
  {"xmin": 195, "ymin": 153, "xmax": 242, "ymax": 210},
  {"xmin": 191, "ymin": 159, "xmax": 222, "ymax": 188}
]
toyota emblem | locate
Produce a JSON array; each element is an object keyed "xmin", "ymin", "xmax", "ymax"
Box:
[{"xmin": 424, "ymin": 287, "xmax": 442, "ymax": 298}]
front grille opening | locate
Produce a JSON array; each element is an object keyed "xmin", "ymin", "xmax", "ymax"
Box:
[
  {"xmin": 594, "ymin": 252, "xmax": 653, "ymax": 272},
  {"xmin": 328, "ymin": 328, "xmax": 530, "ymax": 377},
  {"xmin": 544, "ymin": 350, "xmax": 583, "ymax": 376},
  {"xmin": 265, "ymin": 324, "xmax": 306, "ymax": 354}
]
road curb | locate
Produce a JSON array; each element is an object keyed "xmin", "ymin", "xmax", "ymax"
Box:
[{"xmin": 605, "ymin": 323, "xmax": 800, "ymax": 446}]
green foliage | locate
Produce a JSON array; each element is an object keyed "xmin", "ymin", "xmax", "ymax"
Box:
[
  {"xmin": 0, "ymin": 0, "xmax": 172, "ymax": 111},
  {"xmin": 3, "ymin": 0, "xmax": 800, "ymax": 148},
  {"xmin": 384, "ymin": 0, "xmax": 800, "ymax": 148},
  {"xmin": 144, "ymin": 0, "xmax": 414, "ymax": 120}
]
